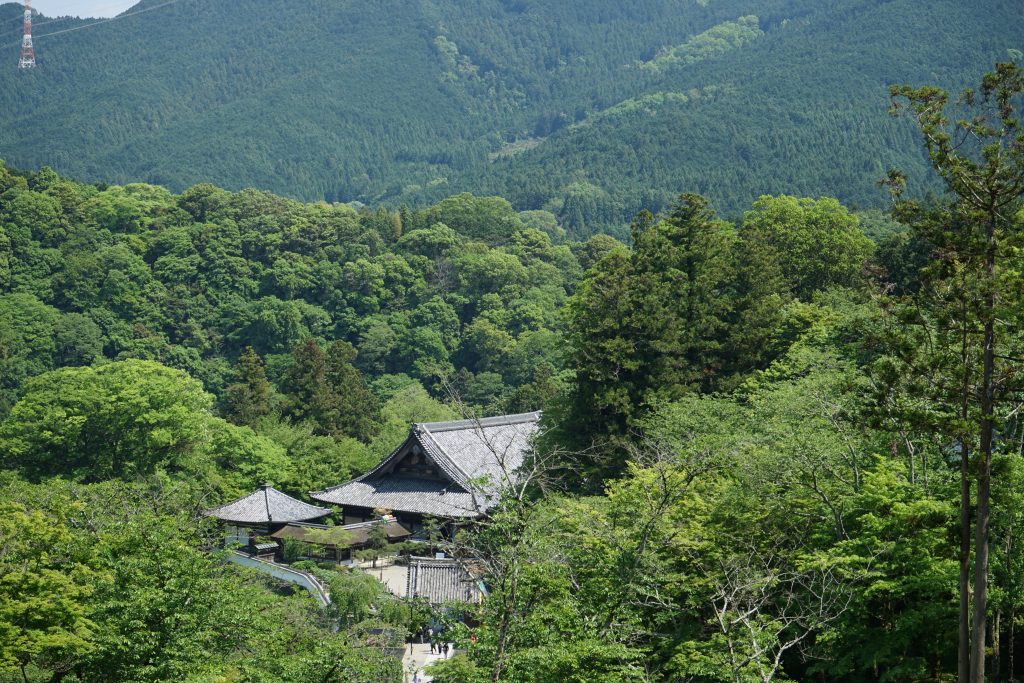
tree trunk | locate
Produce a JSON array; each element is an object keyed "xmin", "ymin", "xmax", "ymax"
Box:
[
  {"xmin": 1010, "ymin": 605, "xmax": 1016, "ymax": 682},
  {"xmin": 492, "ymin": 572, "xmax": 517, "ymax": 683},
  {"xmin": 959, "ymin": 296, "xmax": 974, "ymax": 683},
  {"xmin": 961, "ymin": 438, "xmax": 973, "ymax": 683},
  {"xmin": 995, "ymin": 610, "xmax": 1003, "ymax": 683},
  {"xmin": 970, "ymin": 224, "xmax": 998, "ymax": 683}
]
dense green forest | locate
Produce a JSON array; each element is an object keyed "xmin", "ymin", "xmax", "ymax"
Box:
[
  {"xmin": 2, "ymin": 60, "xmax": 1024, "ymax": 682},
  {"xmin": 0, "ymin": 0, "xmax": 1021, "ymax": 235}
]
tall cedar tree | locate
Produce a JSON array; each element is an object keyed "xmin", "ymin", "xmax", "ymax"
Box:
[
  {"xmin": 223, "ymin": 347, "xmax": 273, "ymax": 426},
  {"xmin": 566, "ymin": 195, "xmax": 735, "ymax": 482},
  {"xmin": 281, "ymin": 338, "xmax": 329, "ymax": 428},
  {"xmin": 727, "ymin": 231, "xmax": 790, "ymax": 374},
  {"xmin": 888, "ymin": 62, "xmax": 1024, "ymax": 682},
  {"xmin": 324, "ymin": 340, "xmax": 381, "ymax": 442},
  {"xmin": 632, "ymin": 194, "xmax": 735, "ymax": 397},
  {"xmin": 281, "ymin": 338, "xmax": 381, "ymax": 442},
  {"xmin": 564, "ymin": 243, "xmax": 638, "ymax": 472}
]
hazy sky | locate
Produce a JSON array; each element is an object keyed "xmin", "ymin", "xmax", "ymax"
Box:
[{"xmin": 30, "ymin": 0, "xmax": 137, "ymax": 18}]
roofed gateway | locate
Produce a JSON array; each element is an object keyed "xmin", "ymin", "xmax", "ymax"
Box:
[{"xmin": 311, "ymin": 412, "xmax": 540, "ymax": 531}]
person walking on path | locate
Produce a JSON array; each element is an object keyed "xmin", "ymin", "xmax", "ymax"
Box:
[{"xmin": 442, "ymin": 642, "xmax": 450, "ymax": 658}]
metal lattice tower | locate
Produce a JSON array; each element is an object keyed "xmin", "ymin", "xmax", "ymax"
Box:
[{"xmin": 18, "ymin": 0, "xmax": 35, "ymax": 69}]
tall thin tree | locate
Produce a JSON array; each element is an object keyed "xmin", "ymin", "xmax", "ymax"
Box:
[{"xmin": 889, "ymin": 62, "xmax": 1024, "ymax": 682}]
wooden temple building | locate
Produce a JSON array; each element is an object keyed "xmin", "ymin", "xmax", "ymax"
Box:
[
  {"xmin": 311, "ymin": 412, "xmax": 541, "ymax": 532},
  {"xmin": 205, "ymin": 483, "xmax": 332, "ymax": 548},
  {"xmin": 205, "ymin": 411, "xmax": 539, "ymax": 568}
]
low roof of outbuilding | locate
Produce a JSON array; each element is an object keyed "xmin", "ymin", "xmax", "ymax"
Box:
[
  {"xmin": 406, "ymin": 556, "xmax": 485, "ymax": 605},
  {"xmin": 271, "ymin": 518, "xmax": 411, "ymax": 548}
]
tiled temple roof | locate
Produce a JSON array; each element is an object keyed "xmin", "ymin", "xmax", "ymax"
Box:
[
  {"xmin": 406, "ymin": 556, "xmax": 484, "ymax": 605},
  {"xmin": 311, "ymin": 412, "xmax": 540, "ymax": 518},
  {"xmin": 205, "ymin": 484, "xmax": 331, "ymax": 524}
]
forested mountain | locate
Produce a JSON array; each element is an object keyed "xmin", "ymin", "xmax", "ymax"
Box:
[
  {"xmin": 0, "ymin": 162, "xmax": 583, "ymax": 453},
  {"xmin": 0, "ymin": 0, "xmax": 1020, "ymax": 235}
]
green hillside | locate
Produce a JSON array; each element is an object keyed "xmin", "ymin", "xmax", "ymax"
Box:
[
  {"xmin": 462, "ymin": 1, "xmax": 1024, "ymax": 234},
  {"xmin": 0, "ymin": 0, "xmax": 1021, "ymax": 235}
]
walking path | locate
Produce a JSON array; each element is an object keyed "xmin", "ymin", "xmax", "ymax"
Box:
[
  {"xmin": 367, "ymin": 563, "xmax": 409, "ymax": 597},
  {"xmin": 226, "ymin": 551, "xmax": 331, "ymax": 607},
  {"xmin": 402, "ymin": 641, "xmax": 454, "ymax": 682}
]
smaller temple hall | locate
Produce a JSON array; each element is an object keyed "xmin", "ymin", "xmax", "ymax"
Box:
[{"xmin": 204, "ymin": 483, "xmax": 332, "ymax": 547}]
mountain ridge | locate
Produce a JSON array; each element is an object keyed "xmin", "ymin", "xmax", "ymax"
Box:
[{"xmin": 0, "ymin": 0, "xmax": 1020, "ymax": 235}]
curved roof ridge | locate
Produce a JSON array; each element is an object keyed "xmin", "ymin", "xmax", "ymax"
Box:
[
  {"xmin": 310, "ymin": 411, "xmax": 542, "ymax": 516},
  {"xmin": 310, "ymin": 475, "xmax": 362, "ymax": 497},
  {"xmin": 262, "ymin": 483, "xmax": 273, "ymax": 521},
  {"xmin": 328, "ymin": 432, "xmax": 422, "ymax": 488},
  {"xmin": 309, "ymin": 429, "xmax": 472, "ymax": 501},
  {"xmin": 418, "ymin": 411, "xmax": 541, "ymax": 433}
]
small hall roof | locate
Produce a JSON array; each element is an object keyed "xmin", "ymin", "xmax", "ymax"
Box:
[{"xmin": 205, "ymin": 484, "xmax": 331, "ymax": 525}]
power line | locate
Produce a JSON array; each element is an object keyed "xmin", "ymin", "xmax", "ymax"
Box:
[
  {"xmin": 35, "ymin": 0, "xmax": 185, "ymax": 39},
  {"xmin": 1, "ymin": 7, "xmax": 31, "ymax": 25},
  {"xmin": 0, "ymin": 14, "xmax": 72, "ymax": 38},
  {"xmin": 3, "ymin": 0, "xmax": 187, "ymax": 49},
  {"xmin": 1, "ymin": 0, "xmax": 140, "ymax": 35}
]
